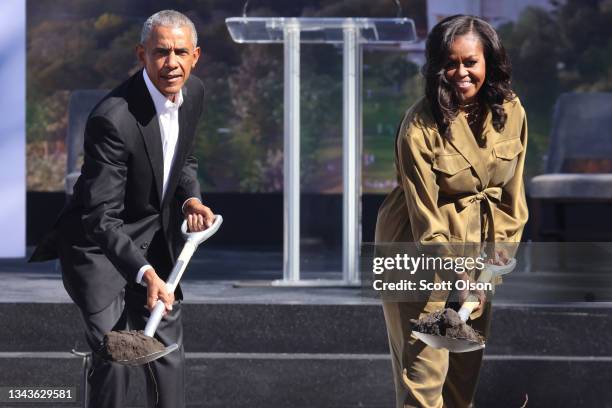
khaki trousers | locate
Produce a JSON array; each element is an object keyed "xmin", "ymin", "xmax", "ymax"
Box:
[{"xmin": 382, "ymin": 299, "xmax": 492, "ymax": 408}]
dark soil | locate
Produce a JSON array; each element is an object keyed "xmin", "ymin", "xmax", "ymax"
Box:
[
  {"xmin": 102, "ymin": 330, "xmax": 165, "ymax": 362},
  {"xmin": 411, "ymin": 308, "xmax": 484, "ymax": 344}
]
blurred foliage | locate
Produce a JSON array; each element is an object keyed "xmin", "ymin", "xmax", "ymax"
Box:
[
  {"xmin": 498, "ymin": 0, "xmax": 612, "ymax": 177},
  {"xmin": 26, "ymin": 0, "xmax": 612, "ymax": 192},
  {"xmin": 229, "ymin": 45, "xmax": 284, "ymax": 191},
  {"xmin": 27, "ymin": 141, "xmax": 67, "ymax": 191}
]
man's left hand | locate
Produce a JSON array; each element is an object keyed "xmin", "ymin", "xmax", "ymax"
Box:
[{"xmin": 183, "ymin": 198, "xmax": 214, "ymax": 232}]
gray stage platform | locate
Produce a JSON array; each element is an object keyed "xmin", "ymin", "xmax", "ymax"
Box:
[{"xmin": 1, "ymin": 247, "xmax": 611, "ymax": 407}]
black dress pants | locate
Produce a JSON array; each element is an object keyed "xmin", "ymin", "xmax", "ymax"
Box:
[
  {"xmin": 76, "ymin": 286, "xmax": 185, "ymax": 408},
  {"xmin": 57, "ymin": 223, "xmax": 185, "ymax": 408}
]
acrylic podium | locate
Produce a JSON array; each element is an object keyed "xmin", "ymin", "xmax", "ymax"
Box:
[{"xmin": 226, "ymin": 17, "xmax": 417, "ymax": 286}]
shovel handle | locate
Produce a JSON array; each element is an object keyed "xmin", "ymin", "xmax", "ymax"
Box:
[
  {"xmin": 486, "ymin": 257, "xmax": 517, "ymax": 277},
  {"xmin": 458, "ymin": 258, "xmax": 517, "ymax": 321},
  {"xmin": 457, "ymin": 267, "xmax": 492, "ymax": 322},
  {"xmin": 181, "ymin": 214, "xmax": 223, "ymax": 244},
  {"xmin": 144, "ymin": 301, "xmax": 166, "ymax": 337},
  {"xmin": 142, "ymin": 241, "xmax": 197, "ymax": 338},
  {"xmin": 458, "ymin": 294, "xmax": 479, "ymax": 322},
  {"xmin": 142, "ymin": 214, "xmax": 224, "ymax": 338}
]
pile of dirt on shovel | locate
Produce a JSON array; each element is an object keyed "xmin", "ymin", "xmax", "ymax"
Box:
[
  {"xmin": 102, "ymin": 330, "xmax": 165, "ymax": 362},
  {"xmin": 411, "ymin": 309, "xmax": 484, "ymax": 344}
]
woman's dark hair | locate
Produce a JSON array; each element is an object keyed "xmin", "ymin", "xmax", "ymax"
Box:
[{"xmin": 423, "ymin": 15, "xmax": 514, "ymax": 143}]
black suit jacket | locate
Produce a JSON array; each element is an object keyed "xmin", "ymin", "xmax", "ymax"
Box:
[{"xmin": 31, "ymin": 70, "xmax": 205, "ymax": 313}]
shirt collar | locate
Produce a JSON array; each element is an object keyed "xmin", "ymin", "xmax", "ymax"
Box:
[{"xmin": 143, "ymin": 68, "xmax": 184, "ymax": 114}]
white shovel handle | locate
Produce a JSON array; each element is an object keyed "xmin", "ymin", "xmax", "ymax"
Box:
[
  {"xmin": 145, "ymin": 301, "xmax": 167, "ymax": 337},
  {"xmin": 457, "ymin": 257, "xmax": 516, "ymax": 322},
  {"xmin": 143, "ymin": 214, "xmax": 223, "ymax": 337},
  {"xmin": 457, "ymin": 267, "xmax": 490, "ymax": 322},
  {"xmin": 458, "ymin": 294, "xmax": 480, "ymax": 322},
  {"xmin": 181, "ymin": 214, "xmax": 223, "ymax": 244}
]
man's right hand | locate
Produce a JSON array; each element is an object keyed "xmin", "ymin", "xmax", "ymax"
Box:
[{"xmin": 142, "ymin": 268, "xmax": 175, "ymax": 315}]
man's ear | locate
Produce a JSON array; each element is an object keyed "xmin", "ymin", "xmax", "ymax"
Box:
[
  {"xmin": 192, "ymin": 46, "xmax": 201, "ymax": 67},
  {"xmin": 136, "ymin": 44, "xmax": 146, "ymax": 65}
]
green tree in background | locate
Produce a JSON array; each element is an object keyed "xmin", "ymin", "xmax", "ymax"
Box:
[
  {"xmin": 26, "ymin": 0, "xmax": 612, "ymax": 192},
  {"xmin": 498, "ymin": 0, "xmax": 612, "ymax": 176},
  {"xmin": 26, "ymin": 0, "xmax": 426, "ymax": 192}
]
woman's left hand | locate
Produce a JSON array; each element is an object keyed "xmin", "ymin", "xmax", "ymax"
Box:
[{"xmin": 487, "ymin": 247, "xmax": 510, "ymax": 265}]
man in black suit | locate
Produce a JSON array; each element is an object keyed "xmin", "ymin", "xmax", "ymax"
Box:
[{"xmin": 30, "ymin": 10, "xmax": 213, "ymax": 408}]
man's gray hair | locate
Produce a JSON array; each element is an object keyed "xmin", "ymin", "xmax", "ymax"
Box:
[{"xmin": 141, "ymin": 10, "xmax": 198, "ymax": 48}]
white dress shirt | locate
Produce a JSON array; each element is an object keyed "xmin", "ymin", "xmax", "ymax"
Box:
[
  {"xmin": 143, "ymin": 67, "xmax": 183, "ymax": 198},
  {"xmin": 136, "ymin": 69, "xmax": 199, "ymax": 285}
]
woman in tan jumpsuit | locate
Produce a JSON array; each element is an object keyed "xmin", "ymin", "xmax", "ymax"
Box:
[{"xmin": 375, "ymin": 15, "xmax": 528, "ymax": 408}]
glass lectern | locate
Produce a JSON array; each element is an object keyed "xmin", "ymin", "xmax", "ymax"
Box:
[{"xmin": 226, "ymin": 17, "xmax": 417, "ymax": 286}]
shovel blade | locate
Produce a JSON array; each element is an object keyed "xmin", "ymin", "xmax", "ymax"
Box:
[
  {"xmin": 113, "ymin": 343, "xmax": 180, "ymax": 366},
  {"xmin": 412, "ymin": 331, "xmax": 484, "ymax": 353}
]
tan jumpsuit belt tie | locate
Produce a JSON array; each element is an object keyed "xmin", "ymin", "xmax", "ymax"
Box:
[{"xmin": 457, "ymin": 187, "xmax": 502, "ymax": 245}]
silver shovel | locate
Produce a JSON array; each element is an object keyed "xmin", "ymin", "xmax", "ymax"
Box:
[
  {"xmin": 112, "ymin": 214, "xmax": 223, "ymax": 366},
  {"xmin": 412, "ymin": 258, "xmax": 516, "ymax": 353}
]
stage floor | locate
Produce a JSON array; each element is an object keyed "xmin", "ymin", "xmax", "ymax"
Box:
[{"xmin": 2, "ymin": 246, "xmax": 611, "ymax": 305}]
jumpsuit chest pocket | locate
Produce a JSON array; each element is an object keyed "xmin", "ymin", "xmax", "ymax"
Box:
[
  {"xmin": 492, "ymin": 138, "xmax": 523, "ymax": 185},
  {"xmin": 432, "ymin": 153, "xmax": 473, "ymax": 192}
]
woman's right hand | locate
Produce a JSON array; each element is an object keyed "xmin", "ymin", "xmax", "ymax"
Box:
[{"xmin": 456, "ymin": 271, "xmax": 486, "ymax": 312}]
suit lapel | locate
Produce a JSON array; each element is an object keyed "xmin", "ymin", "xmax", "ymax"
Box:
[
  {"xmin": 139, "ymin": 116, "xmax": 164, "ymax": 204},
  {"xmin": 131, "ymin": 72, "xmax": 164, "ymax": 205},
  {"xmin": 161, "ymin": 82, "xmax": 193, "ymax": 209}
]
